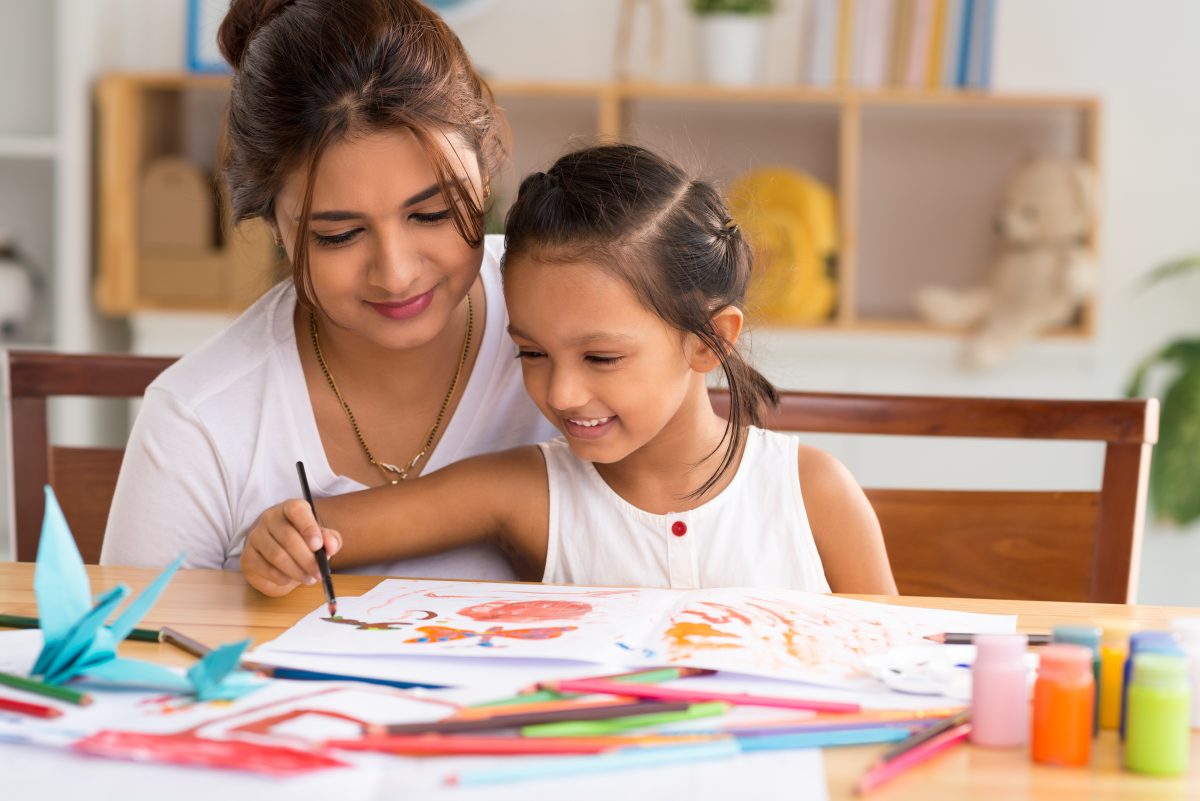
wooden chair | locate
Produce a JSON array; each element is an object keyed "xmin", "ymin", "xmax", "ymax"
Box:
[
  {"xmin": 6, "ymin": 350, "xmax": 175, "ymax": 563},
  {"xmin": 712, "ymin": 389, "xmax": 1159, "ymax": 604}
]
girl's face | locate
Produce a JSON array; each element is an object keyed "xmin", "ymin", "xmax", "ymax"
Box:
[
  {"xmin": 273, "ymin": 128, "xmax": 485, "ymax": 351},
  {"xmin": 504, "ymin": 257, "xmax": 703, "ymax": 464}
]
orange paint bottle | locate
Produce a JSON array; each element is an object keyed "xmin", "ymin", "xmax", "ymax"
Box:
[{"xmin": 1031, "ymin": 644, "xmax": 1094, "ymax": 766}]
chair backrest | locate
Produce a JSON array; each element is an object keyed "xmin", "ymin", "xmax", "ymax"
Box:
[
  {"xmin": 5, "ymin": 350, "xmax": 175, "ymax": 563},
  {"xmin": 711, "ymin": 389, "xmax": 1159, "ymax": 604}
]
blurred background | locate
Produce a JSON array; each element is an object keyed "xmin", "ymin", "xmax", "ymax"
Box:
[{"xmin": 1, "ymin": 0, "xmax": 1198, "ymax": 603}]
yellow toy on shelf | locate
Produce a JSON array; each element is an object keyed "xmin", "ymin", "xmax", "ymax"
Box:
[{"xmin": 727, "ymin": 167, "xmax": 838, "ymax": 325}]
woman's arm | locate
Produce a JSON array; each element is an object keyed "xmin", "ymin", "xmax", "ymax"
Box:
[
  {"xmin": 797, "ymin": 445, "xmax": 898, "ymax": 595},
  {"xmin": 241, "ymin": 445, "xmax": 549, "ymax": 596}
]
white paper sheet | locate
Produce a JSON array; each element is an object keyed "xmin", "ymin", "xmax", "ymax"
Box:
[{"xmin": 257, "ymin": 580, "xmax": 1016, "ymax": 687}]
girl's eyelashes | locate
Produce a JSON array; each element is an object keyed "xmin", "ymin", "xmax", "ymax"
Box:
[
  {"xmin": 514, "ymin": 349, "xmax": 624, "ymax": 366},
  {"xmin": 586, "ymin": 354, "xmax": 624, "ymax": 366},
  {"xmin": 516, "ymin": 349, "xmax": 545, "ymax": 361},
  {"xmin": 312, "ymin": 229, "xmax": 361, "ymax": 247}
]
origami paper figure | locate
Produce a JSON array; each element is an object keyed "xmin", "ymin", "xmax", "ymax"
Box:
[{"xmin": 30, "ymin": 487, "xmax": 261, "ymax": 700}]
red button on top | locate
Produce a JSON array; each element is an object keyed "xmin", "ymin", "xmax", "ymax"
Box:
[{"xmin": 671, "ymin": 521, "xmax": 687, "ymax": 537}]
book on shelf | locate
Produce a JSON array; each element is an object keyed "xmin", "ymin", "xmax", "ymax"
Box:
[{"xmin": 798, "ymin": 0, "xmax": 995, "ymax": 91}]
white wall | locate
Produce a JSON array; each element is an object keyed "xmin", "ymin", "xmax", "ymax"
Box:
[
  {"xmin": 6, "ymin": 0, "xmax": 1198, "ymax": 603},
  {"xmin": 450, "ymin": 0, "xmax": 1200, "ymax": 604}
]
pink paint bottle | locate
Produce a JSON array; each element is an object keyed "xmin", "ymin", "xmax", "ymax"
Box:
[{"xmin": 970, "ymin": 633, "xmax": 1030, "ymax": 747}]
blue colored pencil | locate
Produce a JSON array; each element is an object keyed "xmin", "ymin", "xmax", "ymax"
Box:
[
  {"xmin": 737, "ymin": 727, "xmax": 910, "ymax": 751},
  {"xmin": 246, "ymin": 662, "xmax": 446, "ymax": 690},
  {"xmin": 447, "ymin": 740, "xmax": 741, "ymax": 786}
]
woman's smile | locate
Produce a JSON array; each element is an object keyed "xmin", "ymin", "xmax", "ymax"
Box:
[{"xmin": 365, "ymin": 287, "xmax": 436, "ymax": 320}]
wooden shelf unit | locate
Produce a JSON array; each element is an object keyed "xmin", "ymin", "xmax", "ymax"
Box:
[{"xmin": 94, "ymin": 73, "xmax": 1100, "ymax": 335}]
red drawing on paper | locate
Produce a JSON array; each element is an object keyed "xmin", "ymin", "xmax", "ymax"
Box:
[
  {"xmin": 405, "ymin": 624, "xmax": 578, "ymax": 648},
  {"xmin": 457, "ymin": 599, "xmax": 592, "ymax": 622}
]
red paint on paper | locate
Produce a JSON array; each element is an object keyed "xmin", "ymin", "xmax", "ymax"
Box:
[{"xmin": 457, "ymin": 599, "xmax": 592, "ymax": 622}]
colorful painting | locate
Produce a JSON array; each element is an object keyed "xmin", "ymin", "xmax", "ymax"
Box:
[{"xmin": 256, "ymin": 579, "xmax": 1015, "ymax": 688}]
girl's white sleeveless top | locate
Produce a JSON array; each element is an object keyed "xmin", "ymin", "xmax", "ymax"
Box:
[{"xmin": 540, "ymin": 426, "xmax": 832, "ymax": 592}]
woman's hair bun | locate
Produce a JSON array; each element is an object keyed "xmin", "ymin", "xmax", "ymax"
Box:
[{"xmin": 217, "ymin": 0, "xmax": 296, "ymax": 69}]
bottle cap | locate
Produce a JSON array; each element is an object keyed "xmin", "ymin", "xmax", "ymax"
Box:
[
  {"xmin": 1169, "ymin": 617, "xmax": 1200, "ymax": 647},
  {"xmin": 1129, "ymin": 631, "xmax": 1181, "ymax": 655},
  {"xmin": 1053, "ymin": 625, "xmax": 1101, "ymax": 652},
  {"xmin": 1100, "ymin": 621, "xmax": 1135, "ymax": 648},
  {"xmin": 1037, "ymin": 644, "xmax": 1093, "ymax": 682},
  {"xmin": 1132, "ymin": 652, "xmax": 1189, "ymax": 689},
  {"xmin": 974, "ymin": 633, "xmax": 1027, "ymax": 665}
]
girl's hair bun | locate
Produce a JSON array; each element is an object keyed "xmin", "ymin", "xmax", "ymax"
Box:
[{"xmin": 217, "ymin": 0, "xmax": 297, "ymax": 69}]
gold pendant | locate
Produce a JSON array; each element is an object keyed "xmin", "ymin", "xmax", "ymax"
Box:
[{"xmin": 378, "ymin": 461, "xmax": 408, "ymax": 482}]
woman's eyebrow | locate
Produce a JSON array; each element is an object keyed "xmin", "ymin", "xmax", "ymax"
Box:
[{"xmin": 295, "ymin": 178, "xmax": 472, "ymax": 222}]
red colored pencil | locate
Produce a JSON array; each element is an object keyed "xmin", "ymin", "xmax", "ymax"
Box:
[
  {"xmin": 550, "ymin": 678, "xmax": 861, "ymax": 713},
  {"xmin": 0, "ymin": 694, "xmax": 63, "ymax": 719},
  {"xmin": 855, "ymin": 722, "xmax": 972, "ymax": 794}
]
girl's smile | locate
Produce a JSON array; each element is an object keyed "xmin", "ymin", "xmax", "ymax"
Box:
[{"xmin": 563, "ymin": 415, "xmax": 618, "ymax": 440}]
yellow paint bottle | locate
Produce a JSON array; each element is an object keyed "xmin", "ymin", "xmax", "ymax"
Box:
[{"xmin": 1099, "ymin": 626, "xmax": 1130, "ymax": 730}]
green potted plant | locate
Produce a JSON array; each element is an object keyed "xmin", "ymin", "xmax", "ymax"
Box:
[
  {"xmin": 690, "ymin": 0, "xmax": 776, "ymax": 86},
  {"xmin": 1126, "ymin": 255, "xmax": 1200, "ymax": 526}
]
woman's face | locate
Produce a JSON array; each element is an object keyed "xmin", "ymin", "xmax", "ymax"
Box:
[{"xmin": 273, "ymin": 128, "xmax": 485, "ymax": 351}]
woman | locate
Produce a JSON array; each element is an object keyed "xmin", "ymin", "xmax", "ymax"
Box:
[{"xmin": 100, "ymin": 0, "xmax": 557, "ymax": 583}]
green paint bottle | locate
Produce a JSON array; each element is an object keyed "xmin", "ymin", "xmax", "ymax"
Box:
[{"xmin": 1124, "ymin": 652, "xmax": 1191, "ymax": 776}]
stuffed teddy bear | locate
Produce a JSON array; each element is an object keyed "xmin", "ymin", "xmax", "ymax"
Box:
[
  {"xmin": 913, "ymin": 156, "xmax": 1099, "ymax": 369},
  {"xmin": 0, "ymin": 233, "xmax": 38, "ymax": 342}
]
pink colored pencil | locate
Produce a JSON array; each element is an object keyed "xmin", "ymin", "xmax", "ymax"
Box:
[
  {"xmin": 549, "ymin": 678, "xmax": 861, "ymax": 713},
  {"xmin": 326, "ymin": 733, "xmax": 720, "ymax": 756},
  {"xmin": 855, "ymin": 722, "xmax": 972, "ymax": 794}
]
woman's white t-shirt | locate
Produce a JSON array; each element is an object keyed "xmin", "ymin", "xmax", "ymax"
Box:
[{"xmin": 101, "ymin": 235, "xmax": 558, "ymax": 578}]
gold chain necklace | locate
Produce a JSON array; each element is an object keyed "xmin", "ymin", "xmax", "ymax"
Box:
[{"xmin": 309, "ymin": 295, "xmax": 473, "ymax": 485}]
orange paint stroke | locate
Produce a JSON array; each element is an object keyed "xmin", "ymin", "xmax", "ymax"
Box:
[{"xmin": 665, "ymin": 621, "xmax": 741, "ymax": 656}]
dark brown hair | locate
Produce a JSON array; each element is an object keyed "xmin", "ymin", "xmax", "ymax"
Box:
[
  {"xmin": 217, "ymin": 0, "xmax": 505, "ymax": 306},
  {"xmin": 503, "ymin": 144, "xmax": 780, "ymax": 499}
]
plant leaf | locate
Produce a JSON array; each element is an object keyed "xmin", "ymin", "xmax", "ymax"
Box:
[
  {"xmin": 1140, "ymin": 255, "xmax": 1200, "ymax": 289},
  {"xmin": 1150, "ymin": 361, "xmax": 1200, "ymax": 526}
]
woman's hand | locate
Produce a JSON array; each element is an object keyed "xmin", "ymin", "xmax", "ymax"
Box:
[{"xmin": 240, "ymin": 499, "xmax": 342, "ymax": 597}]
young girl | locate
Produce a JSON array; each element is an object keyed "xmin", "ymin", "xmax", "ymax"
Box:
[
  {"xmin": 100, "ymin": 0, "xmax": 558, "ymax": 578},
  {"xmin": 242, "ymin": 144, "xmax": 897, "ymax": 596}
]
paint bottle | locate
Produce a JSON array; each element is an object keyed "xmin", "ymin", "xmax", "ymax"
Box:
[
  {"xmin": 1120, "ymin": 631, "xmax": 1180, "ymax": 739},
  {"xmin": 1124, "ymin": 652, "xmax": 1191, "ymax": 776},
  {"xmin": 1098, "ymin": 625, "xmax": 1130, "ymax": 731},
  {"xmin": 1053, "ymin": 625, "xmax": 1101, "ymax": 736},
  {"xmin": 1169, "ymin": 617, "xmax": 1200, "ymax": 730},
  {"xmin": 970, "ymin": 633, "xmax": 1029, "ymax": 747},
  {"xmin": 1031, "ymin": 644, "xmax": 1093, "ymax": 767}
]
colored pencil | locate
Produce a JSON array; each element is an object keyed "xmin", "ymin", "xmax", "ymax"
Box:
[
  {"xmin": 296, "ymin": 460, "xmax": 337, "ymax": 618},
  {"xmin": 472, "ymin": 688, "xmax": 567, "ymax": 708},
  {"xmin": 721, "ymin": 718, "xmax": 934, "ymax": 737},
  {"xmin": 243, "ymin": 662, "xmax": 446, "ymax": 690},
  {"xmin": 0, "ymin": 613, "xmax": 159, "ymax": 643},
  {"xmin": 328, "ymin": 733, "xmax": 723, "ymax": 756},
  {"xmin": 368, "ymin": 700, "xmax": 694, "ymax": 736},
  {"xmin": 0, "ymin": 694, "xmax": 63, "ymax": 719},
  {"xmin": 158, "ymin": 626, "xmax": 212, "ymax": 659},
  {"xmin": 925, "ymin": 632, "xmax": 1052, "ymax": 646},
  {"xmin": 446, "ymin": 740, "xmax": 743, "ymax": 786},
  {"xmin": 878, "ymin": 709, "xmax": 971, "ymax": 762},
  {"xmin": 549, "ymin": 678, "xmax": 861, "ymax": 713},
  {"xmin": 722, "ymin": 706, "xmax": 964, "ymax": 735},
  {"xmin": 740, "ymin": 727, "xmax": 911, "ymax": 751},
  {"xmin": 456, "ymin": 695, "xmax": 643, "ymax": 720},
  {"xmin": 0, "ymin": 671, "xmax": 91, "ymax": 706},
  {"xmin": 856, "ymin": 723, "xmax": 972, "ymax": 794},
  {"xmin": 521, "ymin": 701, "xmax": 730, "ymax": 737}
]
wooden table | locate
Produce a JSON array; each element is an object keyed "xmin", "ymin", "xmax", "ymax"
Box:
[{"xmin": 1, "ymin": 563, "xmax": 1197, "ymax": 800}]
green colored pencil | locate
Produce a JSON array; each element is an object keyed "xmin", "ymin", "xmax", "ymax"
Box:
[
  {"xmin": 0, "ymin": 671, "xmax": 92, "ymax": 706},
  {"xmin": 0, "ymin": 613, "xmax": 160, "ymax": 643}
]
